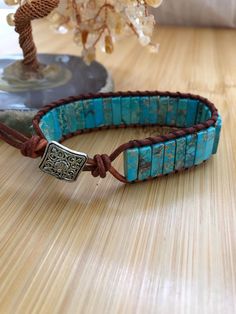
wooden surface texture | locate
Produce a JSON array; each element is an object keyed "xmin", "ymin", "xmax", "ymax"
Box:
[{"xmin": 0, "ymin": 19, "xmax": 236, "ymax": 314}]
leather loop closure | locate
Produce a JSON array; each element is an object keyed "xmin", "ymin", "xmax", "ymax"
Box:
[
  {"xmin": 92, "ymin": 154, "xmax": 112, "ymax": 178},
  {"xmin": 21, "ymin": 136, "xmax": 47, "ymax": 158}
]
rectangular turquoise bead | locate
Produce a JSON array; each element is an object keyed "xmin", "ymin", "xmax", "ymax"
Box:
[
  {"xmin": 206, "ymin": 109, "xmax": 211, "ymax": 120},
  {"xmin": 163, "ymin": 140, "xmax": 176, "ymax": 174},
  {"xmin": 39, "ymin": 120, "xmax": 46, "ymax": 138},
  {"xmin": 186, "ymin": 99, "xmax": 198, "ymax": 127},
  {"xmin": 64, "ymin": 104, "xmax": 79, "ymax": 133},
  {"xmin": 199, "ymin": 105, "xmax": 208, "ymax": 123},
  {"xmin": 195, "ymin": 130, "xmax": 208, "ymax": 165},
  {"xmin": 175, "ymin": 137, "xmax": 186, "ymax": 170},
  {"xmin": 130, "ymin": 96, "xmax": 140, "ymax": 124},
  {"xmin": 149, "ymin": 96, "xmax": 158, "ymax": 124},
  {"xmin": 138, "ymin": 146, "xmax": 152, "ymax": 180},
  {"xmin": 176, "ymin": 98, "xmax": 188, "ymax": 127},
  {"xmin": 151, "ymin": 143, "xmax": 164, "ymax": 177},
  {"xmin": 195, "ymin": 102, "xmax": 204, "ymax": 123},
  {"xmin": 39, "ymin": 113, "xmax": 54, "ymax": 141},
  {"xmin": 185, "ymin": 134, "xmax": 197, "ymax": 167},
  {"xmin": 140, "ymin": 96, "xmax": 150, "ymax": 125},
  {"xmin": 61, "ymin": 105, "xmax": 77, "ymax": 134},
  {"xmin": 204, "ymin": 127, "xmax": 215, "ymax": 160},
  {"xmin": 49, "ymin": 109, "xmax": 62, "ymax": 141},
  {"xmin": 124, "ymin": 148, "xmax": 139, "ymax": 182},
  {"xmin": 56, "ymin": 105, "xmax": 71, "ymax": 136},
  {"xmin": 166, "ymin": 97, "xmax": 178, "ymax": 126},
  {"xmin": 73, "ymin": 101, "xmax": 85, "ymax": 130},
  {"xmin": 103, "ymin": 98, "xmax": 113, "ymax": 126},
  {"xmin": 157, "ymin": 97, "xmax": 168, "ymax": 125},
  {"xmin": 150, "ymin": 96, "xmax": 159, "ymax": 124},
  {"xmin": 194, "ymin": 126, "xmax": 215, "ymax": 164},
  {"xmin": 44, "ymin": 111, "xmax": 61, "ymax": 141},
  {"xmin": 212, "ymin": 115, "xmax": 222, "ymax": 154},
  {"xmin": 112, "ymin": 97, "xmax": 121, "ymax": 126},
  {"xmin": 93, "ymin": 98, "xmax": 104, "ymax": 127},
  {"xmin": 83, "ymin": 99, "xmax": 95, "ymax": 129},
  {"xmin": 121, "ymin": 97, "xmax": 130, "ymax": 125},
  {"xmin": 44, "ymin": 111, "xmax": 58, "ymax": 141}
]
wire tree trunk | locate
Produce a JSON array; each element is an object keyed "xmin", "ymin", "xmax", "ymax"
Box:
[{"xmin": 14, "ymin": 0, "xmax": 59, "ymax": 72}]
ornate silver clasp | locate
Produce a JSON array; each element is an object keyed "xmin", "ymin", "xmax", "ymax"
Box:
[{"xmin": 39, "ymin": 141, "xmax": 88, "ymax": 182}]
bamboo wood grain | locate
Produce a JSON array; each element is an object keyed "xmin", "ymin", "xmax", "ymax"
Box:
[{"xmin": 0, "ymin": 19, "xmax": 236, "ymax": 314}]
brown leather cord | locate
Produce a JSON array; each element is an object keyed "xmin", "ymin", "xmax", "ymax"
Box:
[
  {"xmin": 84, "ymin": 156, "xmax": 127, "ymax": 183},
  {"xmin": 0, "ymin": 122, "xmax": 125, "ymax": 181},
  {"xmin": 32, "ymin": 90, "xmax": 219, "ymax": 183},
  {"xmin": 0, "ymin": 122, "xmax": 47, "ymax": 158},
  {"xmin": 91, "ymin": 154, "xmax": 111, "ymax": 178},
  {"xmin": 0, "ymin": 91, "xmax": 219, "ymax": 183},
  {"xmin": 14, "ymin": 0, "xmax": 59, "ymax": 71}
]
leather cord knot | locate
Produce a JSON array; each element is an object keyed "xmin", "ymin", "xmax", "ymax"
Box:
[
  {"xmin": 20, "ymin": 136, "xmax": 47, "ymax": 158},
  {"xmin": 91, "ymin": 154, "xmax": 112, "ymax": 178}
]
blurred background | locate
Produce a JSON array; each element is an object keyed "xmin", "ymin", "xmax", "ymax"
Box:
[
  {"xmin": 153, "ymin": 0, "xmax": 236, "ymax": 28},
  {"xmin": 1, "ymin": 0, "xmax": 236, "ymax": 28}
]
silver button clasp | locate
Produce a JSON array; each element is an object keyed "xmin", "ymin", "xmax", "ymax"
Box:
[{"xmin": 39, "ymin": 141, "xmax": 88, "ymax": 182}]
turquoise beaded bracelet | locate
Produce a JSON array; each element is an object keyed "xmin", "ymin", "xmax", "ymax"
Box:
[
  {"xmin": 29, "ymin": 91, "xmax": 221, "ymax": 183},
  {"xmin": 0, "ymin": 91, "xmax": 222, "ymax": 183}
]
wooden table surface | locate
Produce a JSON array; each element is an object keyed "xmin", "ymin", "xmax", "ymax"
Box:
[{"xmin": 1, "ymin": 19, "xmax": 236, "ymax": 314}]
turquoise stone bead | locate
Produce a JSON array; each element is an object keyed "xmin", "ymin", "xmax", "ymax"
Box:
[
  {"xmin": 150, "ymin": 96, "xmax": 159, "ymax": 124},
  {"xmin": 185, "ymin": 134, "xmax": 197, "ymax": 167},
  {"xmin": 73, "ymin": 101, "xmax": 85, "ymax": 130},
  {"xmin": 204, "ymin": 127, "xmax": 215, "ymax": 160},
  {"xmin": 83, "ymin": 99, "xmax": 95, "ymax": 129},
  {"xmin": 212, "ymin": 115, "xmax": 222, "ymax": 154},
  {"xmin": 194, "ymin": 130, "xmax": 208, "ymax": 165},
  {"xmin": 124, "ymin": 148, "xmax": 139, "ymax": 182},
  {"xmin": 65, "ymin": 104, "xmax": 79, "ymax": 133},
  {"xmin": 166, "ymin": 97, "xmax": 178, "ymax": 126},
  {"xmin": 138, "ymin": 146, "xmax": 152, "ymax": 180},
  {"xmin": 51, "ymin": 109, "xmax": 62, "ymax": 141},
  {"xmin": 93, "ymin": 98, "xmax": 104, "ymax": 127},
  {"xmin": 41, "ymin": 111, "xmax": 62, "ymax": 141},
  {"xmin": 56, "ymin": 105, "xmax": 71, "ymax": 136},
  {"xmin": 60, "ymin": 105, "xmax": 75, "ymax": 134},
  {"xmin": 151, "ymin": 143, "xmax": 164, "ymax": 177},
  {"xmin": 157, "ymin": 96, "xmax": 168, "ymax": 125},
  {"xmin": 103, "ymin": 98, "xmax": 113, "ymax": 126},
  {"xmin": 205, "ymin": 109, "xmax": 211, "ymax": 121},
  {"xmin": 186, "ymin": 99, "xmax": 198, "ymax": 127},
  {"xmin": 195, "ymin": 102, "xmax": 204, "ymax": 123},
  {"xmin": 199, "ymin": 105, "xmax": 208, "ymax": 123},
  {"xmin": 112, "ymin": 97, "xmax": 121, "ymax": 126},
  {"xmin": 140, "ymin": 96, "xmax": 150, "ymax": 125},
  {"xmin": 44, "ymin": 111, "xmax": 55, "ymax": 140},
  {"xmin": 121, "ymin": 97, "xmax": 131, "ymax": 125},
  {"xmin": 176, "ymin": 98, "xmax": 188, "ymax": 127},
  {"xmin": 149, "ymin": 96, "xmax": 158, "ymax": 124},
  {"xmin": 163, "ymin": 140, "xmax": 176, "ymax": 174},
  {"xmin": 130, "ymin": 96, "xmax": 140, "ymax": 124},
  {"xmin": 39, "ymin": 115, "xmax": 53, "ymax": 141},
  {"xmin": 175, "ymin": 137, "xmax": 186, "ymax": 170}
]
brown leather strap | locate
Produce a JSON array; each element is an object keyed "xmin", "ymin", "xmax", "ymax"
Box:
[{"xmin": 0, "ymin": 123, "xmax": 47, "ymax": 158}]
